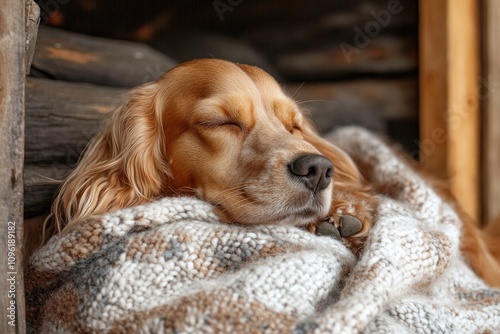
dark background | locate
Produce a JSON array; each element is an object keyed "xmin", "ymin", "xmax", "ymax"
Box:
[{"xmin": 35, "ymin": 0, "xmax": 419, "ymax": 153}]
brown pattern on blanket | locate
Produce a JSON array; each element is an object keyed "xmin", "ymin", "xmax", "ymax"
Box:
[
  {"xmin": 26, "ymin": 128, "xmax": 500, "ymax": 333},
  {"xmin": 109, "ymin": 290, "xmax": 298, "ymax": 333}
]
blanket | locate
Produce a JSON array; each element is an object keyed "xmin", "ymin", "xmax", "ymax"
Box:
[{"xmin": 26, "ymin": 127, "xmax": 500, "ymax": 333}]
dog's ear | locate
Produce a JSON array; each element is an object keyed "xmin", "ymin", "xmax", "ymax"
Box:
[
  {"xmin": 46, "ymin": 82, "xmax": 170, "ymax": 235},
  {"xmin": 301, "ymin": 120, "xmax": 362, "ymax": 185}
]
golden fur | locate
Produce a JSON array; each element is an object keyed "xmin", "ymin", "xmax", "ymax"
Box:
[
  {"xmin": 42, "ymin": 59, "xmax": 499, "ymax": 287},
  {"xmin": 46, "ymin": 59, "xmax": 363, "ymax": 231}
]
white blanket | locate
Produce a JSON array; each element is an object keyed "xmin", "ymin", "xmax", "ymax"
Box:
[{"xmin": 26, "ymin": 127, "xmax": 500, "ymax": 333}]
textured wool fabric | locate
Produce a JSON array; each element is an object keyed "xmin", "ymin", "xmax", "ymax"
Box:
[{"xmin": 26, "ymin": 128, "xmax": 500, "ymax": 333}]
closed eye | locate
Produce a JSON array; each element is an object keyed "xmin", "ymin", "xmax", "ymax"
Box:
[
  {"xmin": 197, "ymin": 120, "xmax": 244, "ymax": 131},
  {"xmin": 219, "ymin": 121, "xmax": 244, "ymax": 131}
]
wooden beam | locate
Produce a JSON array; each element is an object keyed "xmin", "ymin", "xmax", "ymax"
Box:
[
  {"xmin": 419, "ymin": 0, "xmax": 480, "ymax": 222},
  {"xmin": 483, "ymin": 0, "xmax": 500, "ymax": 223},
  {"xmin": 447, "ymin": 0, "xmax": 480, "ymax": 222},
  {"xmin": 419, "ymin": 0, "xmax": 448, "ymax": 179},
  {"xmin": 0, "ymin": 1, "xmax": 27, "ymax": 333}
]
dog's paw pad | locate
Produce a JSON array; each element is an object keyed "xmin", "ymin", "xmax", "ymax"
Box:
[
  {"xmin": 339, "ymin": 215, "xmax": 363, "ymax": 238},
  {"xmin": 316, "ymin": 220, "xmax": 341, "ymax": 240}
]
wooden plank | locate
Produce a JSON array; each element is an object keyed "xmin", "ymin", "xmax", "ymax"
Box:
[
  {"xmin": 419, "ymin": 0, "xmax": 480, "ymax": 221},
  {"xmin": 447, "ymin": 0, "xmax": 480, "ymax": 221},
  {"xmin": 483, "ymin": 0, "xmax": 500, "ymax": 223},
  {"xmin": 31, "ymin": 26, "xmax": 177, "ymax": 87},
  {"xmin": 419, "ymin": 0, "xmax": 449, "ymax": 180},
  {"xmin": 0, "ymin": 0, "xmax": 27, "ymax": 333}
]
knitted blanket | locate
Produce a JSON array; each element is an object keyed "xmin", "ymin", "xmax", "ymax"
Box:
[{"xmin": 26, "ymin": 127, "xmax": 500, "ymax": 333}]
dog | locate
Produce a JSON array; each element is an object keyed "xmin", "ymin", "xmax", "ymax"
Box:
[{"xmin": 44, "ymin": 59, "xmax": 500, "ymax": 286}]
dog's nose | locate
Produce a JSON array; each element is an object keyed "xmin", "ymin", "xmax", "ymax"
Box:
[{"xmin": 288, "ymin": 154, "xmax": 334, "ymax": 193}]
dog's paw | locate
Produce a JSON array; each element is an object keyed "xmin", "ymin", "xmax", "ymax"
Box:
[
  {"xmin": 314, "ymin": 217, "xmax": 341, "ymax": 240},
  {"xmin": 307, "ymin": 186, "xmax": 378, "ymax": 254},
  {"xmin": 338, "ymin": 215, "xmax": 363, "ymax": 238},
  {"xmin": 309, "ymin": 215, "xmax": 362, "ymax": 240}
]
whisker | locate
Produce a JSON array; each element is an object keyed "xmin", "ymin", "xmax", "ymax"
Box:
[
  {"xmin": 289, "ymin": 82, "xmax": 305, "ymax": 100},
  {"xmin": 209, "ymin": 183, "xmax": 251, "ymax": 205},
  {"xmin": 211, "ymin": 188, "xmax": 247, "ymax": 208},
  {"xmin": 213, "ymin": 193, "xmax": 252, "ymax": 213},
  {"xmin": 296, "ymin": 99, "xmax": 340, "ymax": 105},
  {"xmin": 221, "ymin": 198, "xmax": 252, "ymax": 223},
  {"xmin": 164, "ymin": 186, "xmax": 183, "ymax": 196},
  {"xmin": 177, "ymin": 186, "xmax": 198, "ymax": 194},
  {"xmin": 219, "ymin": 196, "xmax": 258, "ymax": 223}
]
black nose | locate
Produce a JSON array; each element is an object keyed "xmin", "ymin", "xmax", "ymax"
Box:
[{"xmin": 288, "ymin": 154, "xmax": 334, "ymax": 193}]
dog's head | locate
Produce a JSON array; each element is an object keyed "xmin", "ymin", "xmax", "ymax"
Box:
[{"xmin": 49, "ymin": 59, "xmax": 361, "ymax": 231}]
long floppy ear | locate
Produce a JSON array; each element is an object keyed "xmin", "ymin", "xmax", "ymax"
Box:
[
  {"xmin": 45, "ymin": 81, "xmax": 170, "ymax": 235},
  {"xmin": 301, "ymin": 120, "xmax": 362, "ymax": 185}
]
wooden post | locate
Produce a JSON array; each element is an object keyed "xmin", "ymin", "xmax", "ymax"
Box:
[
  {"xmin": 419, "ymin": 0, "xmax": 480, "ymax": 222},
  {"xmin": 0, "ymin": 0, "xmax": 35, "ymax": 332},
  {"xmin": 25, "ymin": 0, "xmax": 40, "ymax": 75},
  {"xmin": 483, "ymin": 0, "xmax": 500, "ymax": 223}
]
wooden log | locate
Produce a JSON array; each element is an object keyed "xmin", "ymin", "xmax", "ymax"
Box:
[
  {"xmin": 25, "ymin": 77, "xmax": 126, "ymax": 164},
  {"xmin": 31, "ymin": 26, "xmax": 177, "ymax": 87},
  {"xmin": 0, "ymin": 0, "xmax": 27, "ymax": 332}
]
